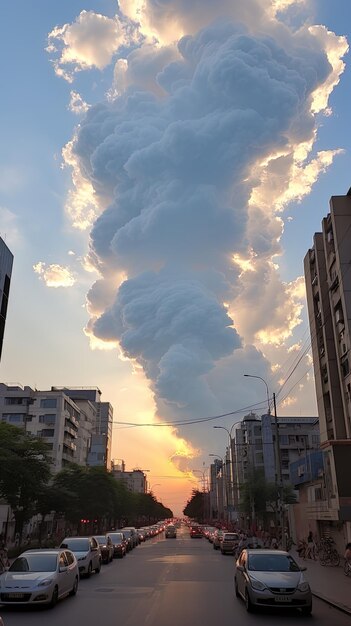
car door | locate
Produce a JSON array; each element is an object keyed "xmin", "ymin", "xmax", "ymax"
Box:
[
  {"xmin": 236, "ymin": 550, "xmax": 246, "ymax": 597},
  {"xmin": 64, "ymin": 551, "xmax": 77, "ymax": 589},
  {"xmin": 90, "ymin": 538, "xmax": 100, "ymax": 569},
  {"xmin": 58, "ymin": 551, "xmax": 71, "ymax": 596}
]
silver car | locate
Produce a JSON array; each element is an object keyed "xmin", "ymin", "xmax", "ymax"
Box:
[
  {"xmin": 235, "ymin": 549, "xmax": 312, "ymax": 615},
  {"xmin": 60, "ymin": 537, "xmax": 101, "ymax": 577},
  {"xmin": 0, "ymin": 549, "xmax": 78, "ymax": 607}
]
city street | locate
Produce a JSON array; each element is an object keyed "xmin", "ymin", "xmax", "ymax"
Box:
[{"xmin": 1, "ymin": 526, "xmax": 349, "ymax": 626}]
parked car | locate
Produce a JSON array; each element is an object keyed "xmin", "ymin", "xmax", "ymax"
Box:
[
  {"xmin": 0, "ymin": 549, "xmax": 78, "ymax": 608},
  {"xmin": 165, "ymin": 525, "xmax": 177, "ymax": 538},
  {"xmin": 117, "ymin": 529, "xmax": 133, "ymax": 551},
  {"xmin": 235, "ymin": 549, "xmax": 312, "ymax": 615},
  {"xmin": 190, "ymin": 526, "xmax": 203, "ymax": 538},
  {"xmin": 94, "ymin": 535, "xmax": 114, "ymax": 564},
  {"xmin": 220, "ymin": 532, "xmax": 239, "ymax": 554},
  {"xmin": 122, "ymin": 527, "xmax": 139, "ymax": 547},
  {"xmin": 213, "ymin": 529, "xmax": 226, "ymax": 549},
  {"xmin": 107, "ymin": 532, "xmax": 127, "ymax": 558},
  {"xmin": 60, "ymin": 537, "xmax": 101, "ymax": 577}
]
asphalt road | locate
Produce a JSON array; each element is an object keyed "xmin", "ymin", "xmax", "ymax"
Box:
[{"xmin": 1, "ymin": 526, "xmax": 349, "ymax": 626}]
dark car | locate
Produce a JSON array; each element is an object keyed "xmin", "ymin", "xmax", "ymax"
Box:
[
  {"xmin": 94, "ymin": 535, "xmax": 114, "ymax": 564},
  {"xmin": 190, "ymin": 526, "xmax": 203, "ymax": 538},
  {"xmin": 107, "ymin": 532, "xmax": 127, "ymax": 558}
]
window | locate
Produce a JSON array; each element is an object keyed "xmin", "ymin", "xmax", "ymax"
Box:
[
  {"xmin": 4, "ymin": 397, "xmax": 25, "ymax": 405},
  {"xmin": 314, "ymin": 488, "xmax": 323, "ymax": 501},
  {"xmin": 341, "ymin": 356, "xmax": 349, "ymax": 378},
  {"xmin": 39, "ymin": 429, "xmax": 55, "ymax": 437},
  {"xmin": 279, "ymin": 435, "xmax": 288, "ymax": 445},
  {"xmin": 39, "ymin": 414, "xmax": 56, "ymax": 425},
  {"xmin": 2, "ymin": 413, "xmax": 25, "ymax": 422},
  {"xmin": 40, "ymin": 398, "xmax": 57, "ymax": 409}
]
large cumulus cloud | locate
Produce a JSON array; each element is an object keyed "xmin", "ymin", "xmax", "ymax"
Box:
[{"xmin": 53, "ymin": 2, "xmax": 347, "ymax": 455}]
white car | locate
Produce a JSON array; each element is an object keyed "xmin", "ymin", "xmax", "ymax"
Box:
[
  {"xmin": 60, "ymin": 537, "xmax": 101, "ymax": 577},
  {"xmin": 0, "ymin": 549, "xmax": 78, "ymax": 607}
]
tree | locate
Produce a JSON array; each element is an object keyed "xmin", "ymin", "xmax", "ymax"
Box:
[
  {"xmin": 183, "ymin": 489, "xmax": 204, "ymax": 521},
  {"xmin": 239, "ymin": 469, "xmax": 297, "ymax": 529},
  {"xmin": 0, "ymin": 423, "xmax": 51, "ymax": 540}
]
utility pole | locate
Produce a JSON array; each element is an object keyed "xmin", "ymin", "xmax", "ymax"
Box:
[{"xmin": 273, "ymin": 392, "xmax": 285, "ymax": 549}]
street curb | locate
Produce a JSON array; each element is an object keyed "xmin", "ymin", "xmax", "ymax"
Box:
[{"xmin": 311, "ymin": 590, "xmax": 351, "ymax": 616}]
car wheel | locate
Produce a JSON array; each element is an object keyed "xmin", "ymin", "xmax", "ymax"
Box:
[
  {"xmin": 49, "ymin": 585, "xmax": 58, "ymax": 608},
  {"xmin": 95, "ymin": 560, "xmax": 101, "ymax": 574},
  {"xmin": 235, "ymin": 578, "xmax": 240, "ymax": 598},
  {"xmin": 69, "ymin": 576, "xmax": 78, "ymax": 597},
  {"xmin": 245, "ymin": 588, "xmax": 254, "ymax": 613},
  {"xmin": 301, "ymin": 603, "xmax": 312, "ymax": 616},
  {"xmin": 87, "ymin": 561, "xmax": 93, "ymax": 577}
]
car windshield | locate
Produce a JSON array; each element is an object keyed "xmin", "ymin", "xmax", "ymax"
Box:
[
  {"xmin": 109, "ymin": 533, "xmax": 123, "ymax": 541},
  {"xmin": 248, "ymin": 554, "xmax": 301, "ymax": 572},
  {"xmin": 123, "ymin": 531, "xmax": 131, "ymax": 538},
  {"xmin": 61, "ymin": 539, "xmax": 89, "ymax": 551},
  {"xmin": 94, "ymin": 536, "xmax": 107, "ymax": 544},
  {"xmin": 9, "ymin": 554, "xmax": 57, "ymax": 573},
  {"xmin": 224, "ymin": 534, "xmax": 238, "ymax": 540}
]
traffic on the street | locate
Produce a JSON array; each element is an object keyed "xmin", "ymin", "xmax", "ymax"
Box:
[{"xmin": 1, "ymin": 523, "xmax": 349, "ymax": 626}]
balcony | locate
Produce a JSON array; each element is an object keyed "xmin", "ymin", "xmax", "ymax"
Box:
[{"xmin": 63, "ymin": 439, "xmax": 77, "ymax": 452}]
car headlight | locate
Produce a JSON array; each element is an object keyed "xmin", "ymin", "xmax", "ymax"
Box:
[
  {"xmin": 298, "ymin": 582, "xmax": 310, "ymax": 592},
  {"xmin": 250, "ymin": 578, "xmax": 267, "ymax": 591},
  {"xmin": 78, "ymin": 555, "xmax": 87, "ymax": 561},
  {"xmin": 38, "ymin": 578, "xmax": 54, "ymax": 587}
]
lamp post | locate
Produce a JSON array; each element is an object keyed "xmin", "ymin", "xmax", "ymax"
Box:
[
  {"xmin": 209, "ymin": 454, "xmax": 229, "ymax": 523},
  {"xmin": 244, "ymin": 374, "xmax": 285, "ymax": 548},
  {"xmin": 213, "ymin": 425, "xmax": 236, "ymax": 522},
  {"xmin": 192, "ymin": 468, "xmax": 208, "ymax": 522},
  {"xmin": 149, "ymin": 483, "xmax": 161, "ymax": 494}
]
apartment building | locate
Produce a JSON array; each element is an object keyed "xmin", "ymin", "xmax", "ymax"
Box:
[
  {"xmin": 233, "ymin": 413, "xmax": 319, "ymax": 487},
  {"xmin": 111, "ymin": 464, "xmax": 148, "ymax": 493},
  {"xmin": 0, "ymin": 237, "xmax": 14, "ymax": 362},
  {"xmin": 55, "ymin": 388, "xmax": 113, "ymax": 470},
  {"xmin": 304, "ymin": 192, "xmax": 351, "ymax": 543},
  {"xmin": 0, "ymin": 384, "xmax": 93, "ymax": 472}
]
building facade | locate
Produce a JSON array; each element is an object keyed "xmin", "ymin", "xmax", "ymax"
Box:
[
  {"xmin": 304, "ymin": 192, "xmax": 351, "ymax": 543},
  {"xmin": 55, "ymin": 388, "xmax": 113, "ymax": 470},
  {"xmin": 0, "ymin": 237, "xmax": 13, "ymax": 362},
  {"xmin": 111, "ymin": 466, "xmax": 148, "ymax": 493}
]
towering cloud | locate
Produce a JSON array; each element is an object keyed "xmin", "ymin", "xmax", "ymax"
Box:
[{"xmin": 52, "ymin": 1, "xmax": 347, "ymax": 452}]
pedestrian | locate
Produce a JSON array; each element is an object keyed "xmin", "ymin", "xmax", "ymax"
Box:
[
  {"xmin": 344, "ymin": 542, "xmax": 351, "ymax": 563},
  {"xmin": 306, "ymin": 531, "xmax": 316, "ymax": 560},
  {"xmin": 271, "ymin": 536, "xmax": 278, "ymax": 549}
]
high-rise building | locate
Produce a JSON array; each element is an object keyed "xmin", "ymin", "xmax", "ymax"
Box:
[
  {"xmin": 304, "ymin": 191, "xmax": 351, "ymax": 543},
  {"xmin": 0, "ymin": 237, "xmax": 14, "ymax": 362},
  {"xmin": 0, "ymin": 384, "xmax": 89, "ymax": 472},
  {"xmin": 57, "ymin": 387, "xmax": 113, "ymax": 470}
]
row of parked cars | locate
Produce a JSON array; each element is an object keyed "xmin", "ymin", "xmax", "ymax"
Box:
[{"xmin": 0, "ymin": 523, "xmax": 166, "ymax": 611}]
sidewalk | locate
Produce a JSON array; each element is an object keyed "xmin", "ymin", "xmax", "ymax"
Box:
[{"xmin": 293, "ymin": 550, "xmax": 351, "ymax": 615}]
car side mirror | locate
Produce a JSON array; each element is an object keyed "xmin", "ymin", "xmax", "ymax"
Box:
[{"xmin": 300, "ymin": 566, "xmax": 307, "ymax": 571}]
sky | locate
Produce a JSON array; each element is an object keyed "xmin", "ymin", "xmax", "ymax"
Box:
[{"xmin": 0, "ymin": 0, "xmax": 350, "ymax": 516}]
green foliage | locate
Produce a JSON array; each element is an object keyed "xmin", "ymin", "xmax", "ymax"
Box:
[
  {"xmin": 183, "ymin": 489, "xmax": 204, "ymax": 521},
  {"xmin": 0, "ymin": 422, "xmax": 52, "ymax": 533},
  {"xmin": 239, "ymin": 469, "xmax": 297, "ymax": 519}
]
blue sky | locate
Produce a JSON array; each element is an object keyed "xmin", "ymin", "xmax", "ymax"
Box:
[{"xmin": 0, "ymin": 1, "xmax": 350, "ymax": 514}]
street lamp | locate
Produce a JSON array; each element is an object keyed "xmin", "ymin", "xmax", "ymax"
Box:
[
  {"xmin": 243, "ymin": 374, "xmax": 271, "ymax": 415},
  {"xmin": 243, "ymin": 374, "xmax": 285, "ymax": 548},
  {"xmin": 213, "ymin": 425, "xmax": 236, "ymax": 520},
  {"xmin": 149, "ymin": 483, "xmax": 161, "ymax": 493},
  {"xmin": 209, "ymin": 454, "xmax": 229, "ymax": 522}
]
